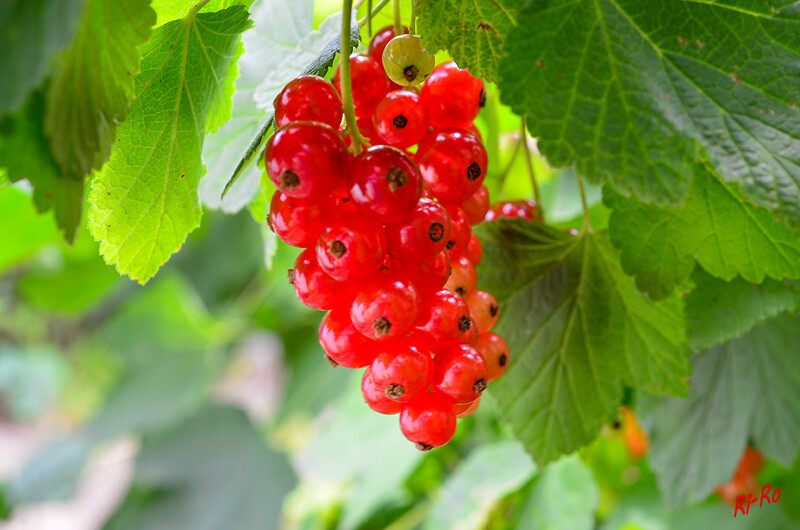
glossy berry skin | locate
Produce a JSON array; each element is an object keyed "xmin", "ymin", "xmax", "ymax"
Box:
[
  {"xmin": 442, "ymin": 203, "xmax": 471, "ymax": 252},
  {"xmin": 454, "ymin": 397, "xmax": 480, "ymax": 418},
  {"xmin": 463, "ymin": 232, "xmax": 483, "ymax": 265},
  {"xmin": 460, "ymin": 185, "xmax": 490, "ymax": 225},
  {"xmin": 334, "ymin": 54, "xmax": 390, "ymax": 118},
  {"xmin": 368, "ymin": 25, "xmax": 408, "ymax": 65},
  {"xmin": 444, "ymin": 252, "xmax": 478, "ymax": 297},
  {"xmin": 464, "ymin": 290, "xmax": 499, "ymax": 332},
  {"xmin": 399, "ymin": 392, "xmax": 457, "ymax": 450},
  {"xmin": 273, "ymin": 75, "xmax": 343, "ymax": 129},
  {"xmin": 316, "ymin": 212, "xmax": 387, "ymax": 281},
  {"xmin": 265, "ymin": 122, "xmax": 347, "ymax": 199},
  {"xmin": 291, "ymin": 248, "xmax": 354, "ymax": 310},
  {"xmin": 385, "ymin": 199, "xmax": 451, "ymax": 262},
  {"xmin": 382, "ymin": 34, "xmax": 435, "ymax": 87},
  {"xmin": 416, "ymin": 290, "xmax": 473, "ymax": 348},
  {"xmin": 351, "ymin": 272, "xmax": 419, "ymax": 340},
  {"xmin": 369, "ymin": 340, "xmax": 434, "ymax": 402},
  {"xmin": 268, "ymin": 191, "xmax": 331, "ymax": 247},
  {"xmin": 348, "ymin": 146, "xmax": 422, "ymax": 222},
  {"xmin": 418, "ymin": 130, "xmax": 488, "ymax": 204},
  {"xmin": 421, "ymin": 61, "xmax": 485, "ymax": 128},
  {"xmin": 475, "ymin": 332, "xmax": 509, "ymax": 381},
  {"xmin": 318, "ymin": 308, "xmax": 378, "ymax": 368},
  {"xmin": 433, "ymin": 344, "xmax": 488, "ymax": 404},
  {"xmin": 373, "ymin": 90, "xmax": 430, "ymax": 148},
  {"xmin": 395, "ymin": 250, "xmax": 451, "ymax": 295},
  {"xmin": 461, "ymin": 318, "xmax": 479, "ymax": 347},
  {"xmin": 485, "ymin": 200, "xmax": 540, "ymax": 222},
  {"xmin": 362, "ymin": 371, "xmax": 404, "ymax": 415}
]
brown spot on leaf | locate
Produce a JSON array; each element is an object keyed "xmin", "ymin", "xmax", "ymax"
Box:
[{"xmin": 677, "ymin": 37, "xmax": 688, "ymax": 46}]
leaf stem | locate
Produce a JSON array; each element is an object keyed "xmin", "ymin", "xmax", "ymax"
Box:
[
  {"xmin": 341, "ymin": 0, "xmax": 367, "ymax": 154},
  {"xmin": 576, "ymin": 173, "xmax": 592, "ymax": 233},
  {"xmin": 392, "ymin": 0, "xmax": 402, "ymax": 35},
  {"xmin": 187, "ymin": 0, "xmax": 212, "ymax": 19},
  {"xmin": 520, "ymin": 117, "xmax": 545, "ymax": 222},
  {"xmin": 358, "ymin": 0, "xmax": 390, "ymax": 28},
  {"xmin": 409, "ymin": 1, "xmax": 417, "ymax": 35}
]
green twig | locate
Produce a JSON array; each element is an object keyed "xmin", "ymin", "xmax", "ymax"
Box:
[
  {"xmin": 576, "ymin": 173, "xmax": 592, "ymax": 233},
  {"xmin": 367, "ymin": 0, "xmax": 373, "ymax": 36},
  {"xmin": 392, "ymin": 0, "xmax": 402, "ymax": 34},
  {"xmin": 187, "ymin": 0, "xmax": 212, "ymax": 19},
  {"xmin": 341, "ymin": 0, "xmax": 367, "ymax": 154},
  {"xmin": 409, "ymin": 0, "xmax": 417, "ymax": 35},
  {"xmin": 359, "ymin": 0, "xmax": 390, "ymax": 27},
  {"xmin": 520, "ymin": 117, "xmax": 544, "ymax": 222}
]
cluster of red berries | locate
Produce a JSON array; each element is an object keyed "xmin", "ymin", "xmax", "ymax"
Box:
[{"xmin": 265, "ymin": 27, "xmax": 509, "ymax": 451}]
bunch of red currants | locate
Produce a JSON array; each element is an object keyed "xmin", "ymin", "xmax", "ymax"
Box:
[{"xmin": 265, "ymin": 27, "xmax": 509, "ymax": 451}]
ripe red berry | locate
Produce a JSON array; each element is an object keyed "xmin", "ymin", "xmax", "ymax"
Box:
[
  {"xmin": 265, "ymin": 122, "xmax": 347, "ymax": 198},
  {"xmin": 351, "ymin": 272, "xmax": 420, "ymax": 340},
  {"xmin": 373, "ymin": 90, "xmax": 430, "ymax": 148},
  {"xmin": 291, "ymin": 248, "xmax": 354, "ymax": 310},
  {"xmin": 461, "ymin": 317, "xmax": 479, "ymax": 346},
  {"xmin": 399, "ymin": 392, "xmax": 457, "ymax": 450},
  {"xmin": 369, "ymin": 340, "xmax": 434, "ymax": 402},
  {"xmin": 273, "ymin": 75, "xmax": 343, "ymax": 129},
  {"xmin": 394, "ymin": 250, "xmax": 451, "ymax": 294},
  {"xmin": 348, "ymin": 146, "xmax": 422, "ymax": 222},
  {"xmin": 362, "ymin": 371, "xmax": 404, "ymax": 415},
  {"xmin": 475, "ymin": 332, "xmax": 509, "ymax": 381},
  {"xmin": 485, "ymin": 200, "xmax": 540, "ymax": 222},
  {"xmin": 385, "ymin": 199, "xmax": 451, "ymax": 262},
  {"xmin": 418, "ymin": 129, "xmax": 487, "ymax": 204},
  {"xmin": 415, "ymin": 289, "xmax": 473, "ymax": 348},
  {"xmin": 454, "ymin": 397, "xmax": 480, "ymax": 418},
  {"xmin": 318, "ymin": 308, "xmax": 377, "ymax": 368},
  {"xmin": 316, "ymin": 212, "xmax": 387, "ymax": 281},
  {"xmin": 268, "ymin": 191, "xmax": 331, "ymax": 247},
  {"xmin": 464, "ymin": 290, "xmax": 499, "ymax": 332},
  {"xmin": 442, "ymin": 203, "xmax": 471, "ymax": 252},
  {"xmin": 432, "ymin": 343, "xmax": 488, "ymax": 403},
  {"xmin": 421, "ymin": 61, "xmax": 485, "ymax": 128},
  {"xmin": 334, "ymin": 54, "xmax": 390, "ymax": 118},
  {"xmin": 368, "ymin": 25, "xmax": 409, "ymax": 65},
  {"xmin": 444, "ymin": 252, "xmax": 477, "ymax": 297},
  {"xmin": 460, "ymin": 184, "xmax": 490, "ymax": 225},
  {"xmin": 463, "ymin": 232, "xmax": 483, "ymax": 265}
]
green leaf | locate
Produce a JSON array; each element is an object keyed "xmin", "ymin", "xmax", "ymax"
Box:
[
  {"xmin": 476, "ymin": 221, "xmax": 690, "ymax": 463},
  {"xmin": 416, "ymin": 0, "xmax": 519, "ymax": 82},
  {"xmin": 499, "ymin": 0, "xmax": 800, "ymax": 221},
  {"xmin": 605, "ymin": 162, "xmax": 800, "ymax": 300},
  {"xmin": 516, "ymin": 455, "xmax": 598, "ymax": 530},
  {"xmin": 88, "ymin": 6, "xmax": 252, "ymax": 283},
  {"xmin": 642, "ymin": 314, "xmax": 800, "ymax": 508},
  {"xmin": 106, "ymin": 404, "xmax": 296, "ymax": 530},
  {"xmin": 44, "ymin": 0, "xmax": 156, "ymax": 177},
  {"xmin": 425, "ymin": 441, "xmax": 536, "ymax": 529},
  {"xmin": 0, "ymin": 186, "xmax": 59, "ymax": 273},
  {"xmin": 686, "ymin": 268, "xmax": 800, "ymax": 350},
  {"xmin": 0, "ymin": 92, "xmax": 84, "ymax": 241},
  {"xmin": 0, "ymin": 0, "xmax": 86, "ymax": 116}
]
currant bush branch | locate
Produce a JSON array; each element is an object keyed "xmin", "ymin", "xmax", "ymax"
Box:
[
  {"xmin": 341, "ymin": 0, "xmax": 368, "ymax": 154},
  {"xmin": 392, "ymin": 0, "xmax": 402, "ymax": 35}
]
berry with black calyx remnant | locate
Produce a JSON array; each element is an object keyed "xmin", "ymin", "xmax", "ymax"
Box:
[
  {"xmin": 475, "ymin": 332, "xmax": 509, "ymax": 381},
  {"xmin": 373, "ymin": 89, "xmax": 430, "ymax": 148},
  {"xmin": 399, "ymin": 392, "xmax": 457, "ymax": 450},
  {"xmin": 351, "ymin": 271, "xmax": 420, "ymax": 340},
  {"xmin": 347, "ymin": 145, "xmax": 422, "ymax": 222},
  {"xmin": 433, "ymin": 343, "xmax": 488, "ymax": 404},
  {"xmin": 316, "ymin": 212, "xmax": 388, "ymax": 281},
  {"xmin": 444, "ymin": 252, "xmax": 477, "ymax": 296},
  {"xmin": 273, "ymin": 75, "xmax": 343, "ymax": 129},
  {"xmin": 417, "ymin": 129, "xmax": 487, "ymax": 204},
  {"xmin": 385, "ymin": 198, "xmax": 451, "ymax": 262},
  {"xmin": 382, "ymin": 34, "xmax": 435, "ymax": 87},
  {"xmin": 319, "ymin": 307, "xmax": 378, "ymax": 368},
  {"xmin": 415, "ymin": 289, "xmax": 474, "ymax": 348},
  {"xmin": 362, "ymin": 371, "xmax": 404, "ymax": 414},
  {"xmin": 291, "ymin": 248, "xmax": 355, "ymax": 311},
  {"xmin": 464, "ymin": 290, "xmax": 499, "ymax": 332},
  {"xmin": 369, "ymin": 339, "xmax": 434, "ymax": 402}
]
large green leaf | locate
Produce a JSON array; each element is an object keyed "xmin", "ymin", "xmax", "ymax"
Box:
[
  {"xmin": 605, "ymin": 163, "xmax": 800, "ymax": 299},
  {"xmin": 44, "ymin": 0, "xmax": 156, "ymax": 177},
  {"xmin": 642, "ymin": 314, "xmax": 800, "ymax": 508},
  {"xmin": 476, "ymin": 221, "xmax": 689, "ymax": 463},
  {"xmin": 499, "ymin": 0, "xmax": 800, "ymax": 221},
  {"xmin": 88, "ymin": 6, "xmax": 252, "ymax": 283},
  {"xmin": 0, "ymin": 0, "xmax": 85, "ymax": 116},
  {"xmin": 416, "ymin": 0, "xmax": 519, "ymax": 82},
  {"xmin": 686, "ymin": 269, "xmax": 800, "ymax": 350}
]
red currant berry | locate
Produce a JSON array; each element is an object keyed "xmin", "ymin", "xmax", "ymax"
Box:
[
  {"xmin": 368, "ymin": 25, "xmax": 408, "ymax": 65},
  {"xmin": 385, "ymin": 199, "xmax": 451, "ymax": 262},
  {"xmin": 418, "ymin": 130, "xmax": 487, "ymax": 203},
  {"xmin": 461, "ymin": 317, "xmax": 479, "ymax": 346},
  {"xmin": 464, "ymin": 290, "xmax": 499, "ymax": 332},
  {"xmin": 421, "ymin": 61, "xmax": 485, "ymax": 128},
  {"xmin": 460, "ymin": 185, "xmax": 490, "ymax": 225},
  {"xmin": 415, "ymin": 289, "xmax": 473, "ymax": 348},
  {"xmin": 265, "ymin": 122, "xmax": 347, "ymax": 198},
  {"xmin": 370, "ymin": 340, "xmax": 434, "ymax": 402},
  {"xmin": 291, "ymin": 248, "xmax": 354, "ymax": 310},
  {"xmin": 318, "ymin": 308, "xmax": 377, "ymax": 368},
  {"xmin": 362, "ymin": 371, "xmax": 404, "ymax": 415},
  {"xmin": 351, "ymin": 271, "xmax": 419, "ymax": 340},
  {"xmin": 433, "ymin": 343, "xmax": 488, "ymax": 403},
  {"xmin": 444, "ymin": 252, "xmax": 477, "ymax": 297},
  {"xmin": 454, "ymin": 397, "xmax": 480, "ymax": 418},
  {"xmin": 463, "ymin": 232, "xmax": 483, "ymax": 265},
  {"xmin": 442, "ymin": 203, "xmax": 471, "ymax": 252},
  {"xmin": 465, "ymin": 123, "xmax": 483, "ymax": 143},
  {"xmin": 268, "ymin": 191, "xmax": 331, "ymax": 247},
  {"xmin": 475, "ymin": 332, "xmax": 509, "ymax": 381},
  {"xmin": 485, "ymin": 200, "xmax": 540, "ymax": 222},
  {"xmin": 421, "ymin": 181, "xmax": 434, "ymax": 199},
  {"xmin": 273, "ymin": 75, "xmax": 343, "ymax": 129},
  {"xmin": 316, "ymin": 212, "xmax": 387, "ymax": 281},
  {"xmin": 394, "ymin": 250, "xmax": 451, "ymax": 294},
  {"xmin": 348, "ymin": 146, "xmax": 422, "ymax": 222},
  {"xmin": 399, "ymin": 392, "xmax": 457, "ymax": 450},
  {"xmin": 334, "ymin": 54, "xmax": 390, "ymax": 118},
  {"xmin": 373, "ymin": 90, "xmax": 430, "ymax": 149}
]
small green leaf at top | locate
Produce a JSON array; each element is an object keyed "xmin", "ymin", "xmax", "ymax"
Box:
[{"xmin": 476, "ymin": 220, "xmax": 690, "ymax": 463}]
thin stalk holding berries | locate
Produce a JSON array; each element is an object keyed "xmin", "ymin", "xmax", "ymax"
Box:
[
  {"xmin": 409, "ymin": 1, "xmax": 417, "ymax": 35},
  {"xmin": 358, "ymin": 0, "xmax": 390, "ymax": 27},
  {"xmin": 520, "ymin": 117, "xmax": 544, "ymax": 222},
  {"xmin": 340, "ymin": 0, "xmax": 367, "ymax": 154},
  {"xmin": 576, "ymin": 174, "xmax": 592, "ymax": 233},
  {"xmin": 392, "ymin": 0, "xmax": 402, "ymax": 35}
]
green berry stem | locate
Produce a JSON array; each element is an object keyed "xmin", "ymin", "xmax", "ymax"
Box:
[
  {"xmin": 576, "ymin": 173, "xmax": 593, "ymax": 233},
  {"xmin": 341, "ymin": 0, "xmax": 367, "ymax": 155},
  {"xmin": 367, "ymin": 0, "xmax": 373, "ymax": 36},
  {"xmin": 358, "ymin": 0, "xmax": 391, "ymax": 27},
  {"xmin": 392, "ymin": 0, "xmax": 402, "ymax": 36},
  {"xmin": 409, "ymin": 0, "xmax": 417, "ymax": 35},
  {"xmin": 520, "ymin": 117, "xmax": 545, "ymax": 222}
]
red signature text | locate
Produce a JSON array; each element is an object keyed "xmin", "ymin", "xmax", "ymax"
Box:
[{"xmin": 734, "ymin": 484, "xmax": 781, "ymax": 517}]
